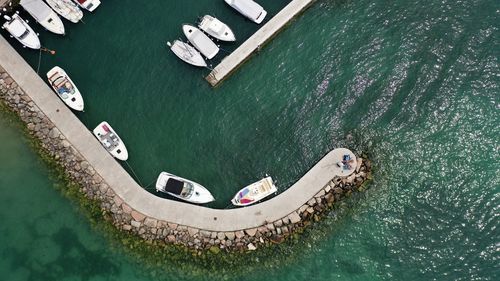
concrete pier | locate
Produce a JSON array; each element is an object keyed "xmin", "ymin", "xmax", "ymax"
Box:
[{"xmin": 206, "ymin": 0, "xmax": 316, "ymax": 87}]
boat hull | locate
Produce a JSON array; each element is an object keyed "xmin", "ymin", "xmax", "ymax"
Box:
[
  {"xmin": 198, "ymin": 15, "xmax": 236, "ymax": 42},
  {"xmin": 224, "ymin": 0, "xmax": 267, "ymax": 24},
  {"xmin": 73, "ymin": 0, "xmax": 101, "ymax": 12},
  {"xmin": 182, "ymin": 24, "xmax": 219, "ymax": 59},
  {"xmin": 2, "ymin": 14, "xmax": 41, "ymax": 49},
  {"xmin": 168, "ymin": 40, "xmax": 207, "ymax": 67},
  {"xmin": 20, "ymin": 0, "xmax": 65, "ymax": 35},
  {"xmin": 46, "ymin": 0, "xmax": 83, "ymax": 23},
  {"xmin": 156, "ymin": 172, "xmax": 215, "ymax": 204},
  {"xmin": 92, "ymin": 121, "xmax": 129, "ymax": 161},
  {"xmin": 46, "ymin": 66, "xmax": 84, "ymax": 111}
]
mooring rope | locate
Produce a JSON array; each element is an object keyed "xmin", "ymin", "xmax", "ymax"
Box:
[
  {"xmin": 36, "ymin": 48, "xmax": 42, "ymax": 74},
  {"xmin": 124, "ymin": 161, "xmax": 144, "ymax": 188}
]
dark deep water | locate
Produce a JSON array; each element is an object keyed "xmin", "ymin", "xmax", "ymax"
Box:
[{"xmin": 1, "ymin": 0, "xmax": 499, "ymax": 280}]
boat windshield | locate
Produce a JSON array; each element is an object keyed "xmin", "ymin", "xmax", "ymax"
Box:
[
  {"xmin": 19, "ymin": 29, "xmax": 30, "ymax": 40},
  {"xmin": 180, "ymin": 182, "xmax": 194, "ymax": 198}
]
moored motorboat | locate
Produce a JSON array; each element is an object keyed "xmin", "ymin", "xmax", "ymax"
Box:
[
  {"xmin": 198, "ymin": 15, "xmax": 236, "ymax": 42},
  {"xmin": 182, "ymin": 24, "xmax": 219, "ymax": 59},
  {"xmin": 231, "ymin": 176, "xmax": 277, "ymax": 206},
  {"xmin": 46, "ymin": 66, "xmax": 84, "ymax": 111},
  {"xmin": 20, "ymin": 0, "xmax": 65, "ymax": 35},
  {"xmin": 1, "ymin": 13, "xmax": 41, "ymax": 49},
  {"xmin": 156, "ymin": 172, "xmax": 215, "ymax": 204},
  {"xmin": 167, "ymin": 40, "xmax": 207, "ymax": 67},
  {"xmin": 224, "ymin": 0, "xmax": 267, "ymax": 24},
  {"xmin": 92, "ymin": 121, "xmax": 129, "ymax": 161},
  {"xmin": 46, "ymin": 0, "xmax": 83, "ymax": 24},
  {"xmin": 73, "ymin": 0, "xmax": 101, "ymax": 12}
]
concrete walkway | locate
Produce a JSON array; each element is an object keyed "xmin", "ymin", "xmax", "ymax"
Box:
[
  {"xmin": 206, "ymin": 0, "xmax": 316, "ymax": 86},
  {"xmin": 0, "ymin": 36, "xmax": 355, "ymax": 232}
]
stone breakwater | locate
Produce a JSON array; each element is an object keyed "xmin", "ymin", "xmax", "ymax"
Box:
[{"xmin": 0, "ymin": 64, "xmax": 371, "ymax": 252}]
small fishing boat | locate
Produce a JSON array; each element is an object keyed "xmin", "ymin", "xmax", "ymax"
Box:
[
  {"xmin": 231, "ymin": 176, "xmax": 277, "ymax": 206},
  {"xmin": 46, "ymin": 0, "xmax": 83, "ymax": 24},
  {"xmin": 73, "ymin": 0, "xmax": 101, "ymax": 12},
  {"xmin": 46, "ymin": 66, "xmax": 84, "ymax": 111},
  {"xmin": 198, "ymin": 15, "xmax": 236, "ymax": 42},
  {"xmin": 224, "ymin": 0, "xmax": 267, "ymax": 24},
  {"xmin": 2, "ymin": 13, "xmax": 41, "ymax": 49},
  {"xmin": 20, "ymin": 0, "xmax": 65, "ymax": 35},
  {"xmin": 182, "ymin": 24, "xmax": 219, "ymax": 59},
  {"xmin": 156, "ymin": 172, "xmax": 215, "ymax": 204},
  {"xmin": 167, "ymin": 40, "xmax": 207, "ymax": 67},
  {"xmin": 92, "ymin": 121, "xmax": 129, "ymax": 161}
]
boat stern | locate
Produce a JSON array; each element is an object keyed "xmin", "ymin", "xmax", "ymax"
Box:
[
  {"xmin": 254, "ymin": 9, "xmax": 267, "ymax": 24},
  {"xmin": 155, "ymin": 172, "xmax": 169, "ymax": 192},
  {"xmin": 86, "ymin": 0, "xmax": 101, "ymax": 12}
]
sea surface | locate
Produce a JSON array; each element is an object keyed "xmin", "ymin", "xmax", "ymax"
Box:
[{"xmin": 1, "ymin": 0, "xmax": 499, "ymax": 280}]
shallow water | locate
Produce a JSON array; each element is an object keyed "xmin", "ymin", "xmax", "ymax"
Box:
[{"xmin": 1, "ymin": 0, "xmax": 499, "ymax": 280}]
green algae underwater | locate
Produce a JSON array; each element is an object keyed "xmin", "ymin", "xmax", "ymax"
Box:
[
  {"xmin": 0, "ymin": 102, "xmax": 376, "ymax": 280},
  {"xmin": 1, "ymin": 0, "xmax": 499, "ymax": 280}
]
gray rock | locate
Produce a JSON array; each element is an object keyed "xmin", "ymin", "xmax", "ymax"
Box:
[
  {"xmin": 315, "ymin": 189, "xmax": 325, "ymax": 198},
  {"xmin": 48, "ymin": 127, "xmax": 60, "ymax": 138},
  {"xmin": 245, "ymin": 228, "xmax": 258, "ymax": 237},
  {"xmin": 247, "ymin": 243, "xmax": 257, "ymax": 251},
  {"xmin": 288, "ymin": 212, "xmax": 301, "ymax": 224},
  {"xmin": 225, "ymin": 232, "xmax": 235, "ymax": 241},
  {"xmin": 131, "ymin": 220, "xmax": 141, "ymax": 228},
  {"xmin": 217, "ymin": 232, "xmax": 225, "ymax": 240},
  {"xmin": 187, "ymin": 227, "xmax": 199, "ymax": 236},
  {"xmin": 235, "ymin": 230, "xmax": 245, "ymax": 239},
  {"xmin": 144, "ymin": 218, "xmax": 158, "ymax": 228}
]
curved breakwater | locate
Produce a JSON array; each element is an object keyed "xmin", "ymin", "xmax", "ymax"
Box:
[{"xmin": 0, "ymin": 36, "xmax": 371, "ymax": 251}]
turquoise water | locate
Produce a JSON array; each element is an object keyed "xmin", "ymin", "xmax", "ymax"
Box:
[{"xmin": 1, "ymin": 0, "xmax": 500, "ymax": 280}]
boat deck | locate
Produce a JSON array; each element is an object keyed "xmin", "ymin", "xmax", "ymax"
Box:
[{"xmin": 99, "ymin": 132, "xmax": 119, "ymax": 151}]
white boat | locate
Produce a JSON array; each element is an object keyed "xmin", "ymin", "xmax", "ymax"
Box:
[
  {"xmin": 156, "ymin": 172, "xmax": 215, "ymax": 204},
  {"xmin": 224, "ymin": 0, "xmax": 267, "ymax": 24},
  {"xmin": 20, "ymin": 0, "xmax": 65, "ymax": 35},
  {"xmin": 167, "ymin": 40, "xmax": 207, "ymax": 67},
  {"xmin": 182, "ymin": 24, "xmax": 219, "ymax": 59},
  {"xmin": 2, "ymin": 13, "xmax": 41, "ymax": 49},
  {"xmin": 198, "ymin": 15, "xmax": 236, "ymax": 42},
  {"xmin": 46, "ymin": 66, "xmax": 84, "ymax": 111},
  {"xmin": 92, "ymin": 121, "xmax": 129, "ymax": 161},
  {"xmin": 46, "ymin": 0, "xmax": 83, "ymax": 24},
  {"xmin": 231, "ymin": 176, "xmax": 277, "ymax": 206},
  {"xmin": 73, "ymin": 0, "xmax": 100, "ymax": 12}
]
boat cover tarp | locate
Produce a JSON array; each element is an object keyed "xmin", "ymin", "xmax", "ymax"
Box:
[
  {"xmin": 165, "ymin": 178, "xmax": 184, "ymax": 195},
  {"xmin": 231, "ymin": 0, "xmax": 263, "ymax": 20},
  {"xmin": 20, "ymin": 0, "xmax": 52, "ymax": 21},
  {"xmin": 189, "ymin": 29, "xmax": 219, "ymax": 59}
]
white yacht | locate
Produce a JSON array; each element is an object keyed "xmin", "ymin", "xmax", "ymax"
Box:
[
  {"xmin": 46, "ymin": 66, "xmax": 84, "ymax": 111},
  {"xmin": 1, "ymin": 13, "xmax": 41, "ymax": 49},
  {"xmin": 20, "ymin": 0, "xmax": 65, "ymax": 35},
  {"xmin": 182, "ymin": 24, "xmax": 219, "ymax": 59},
  {"xmin": 92, "ymin": 121, "xmax": 129, "ymax": 161},
  {"xmin": 167, "ymin": 40, "xmax": 207, "ymax": 67},
  {"xmin": 224, "ymin": 0, "xmax": 267, "ymax": 24},
  {"xmin": 198, "ymin": 15, "xmax": 236, "ymax": 42},
  {"xmin": 46, "ymin": 0, "xmax": 83, "ymax": 24},
  {"xmin": 231, "ymin": 176, "xmax": 277, "ymax": 206},
  {"xmin": 73, "ymin": 0, "xmax": 101, "ymax": 12},
  {"xmin": 156, "ymin": 172, "xmax": 215, "ymax": 204}
]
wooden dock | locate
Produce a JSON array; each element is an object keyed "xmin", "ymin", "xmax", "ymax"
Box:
[{"xmin": 206, "ymin": 0, "xmax": 316, "ymax": 87}]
